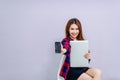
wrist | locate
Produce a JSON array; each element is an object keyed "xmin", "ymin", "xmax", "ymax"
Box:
[
  {"xmin": 61, "ymin": 48, "xmax": 67, "ymax": 54},
  {"xmin": 88, "ymin": 59, "xmax": 91, "ymax": 63}
]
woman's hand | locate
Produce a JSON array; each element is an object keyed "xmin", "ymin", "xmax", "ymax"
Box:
[
  {"xmin": 84, "ymin": 53, "xmax": 91, "ymax": 59},
  {"xmin": 61, "ymin": 43, "xmax": 67, "ymax": 54}
]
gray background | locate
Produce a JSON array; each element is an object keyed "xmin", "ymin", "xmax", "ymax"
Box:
[{"xmin": 0, "ymin": 0, "xmax": 120, "ymax": 80}]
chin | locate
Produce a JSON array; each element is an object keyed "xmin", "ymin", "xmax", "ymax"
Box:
[{"xmin": 72, "ymin": 36, "xmax": 77, "ymax": 39}]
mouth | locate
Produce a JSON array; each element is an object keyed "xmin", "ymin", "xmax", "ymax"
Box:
[{"xmin": 72, "ymin": 33, "xmax": 78, "ymax": 37}]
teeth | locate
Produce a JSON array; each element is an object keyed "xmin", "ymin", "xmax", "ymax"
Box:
[
  {"xmin": 72, "ymin": 33, "xmax": 75, "ymax": 35},
  {"xmin": 73, "ymin": 35, "xmax": 76, "ymax": 36}
]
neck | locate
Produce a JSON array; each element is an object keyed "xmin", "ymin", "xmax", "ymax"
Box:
[{"xmin": 70, "ymin": 36, "xmax": 77, "ymax": 41}]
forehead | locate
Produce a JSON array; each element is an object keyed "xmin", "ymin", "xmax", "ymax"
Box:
[{"xmin": 70, "ymin": 24, "xmax": 78, "ymax": 28}]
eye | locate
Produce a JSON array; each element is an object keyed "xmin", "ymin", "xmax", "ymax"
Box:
[{"xmin": 71, "ymin": 28, "xmax": 74, "ymax": 30}]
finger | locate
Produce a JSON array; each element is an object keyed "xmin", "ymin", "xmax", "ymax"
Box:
[{"xmin": 60, "ymin": 43, "xmax": 63, "ymax": 49}]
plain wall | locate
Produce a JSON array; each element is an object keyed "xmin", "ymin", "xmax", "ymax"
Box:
[{"xmin": 0, "ymin": 0, "xmax": 120, "ymax": 80}]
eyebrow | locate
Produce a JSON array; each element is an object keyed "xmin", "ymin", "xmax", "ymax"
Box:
[{"xmin": 70, "ymin": 27, "xmax": 79, "ymax": 30}]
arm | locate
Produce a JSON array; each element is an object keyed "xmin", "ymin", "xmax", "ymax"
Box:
[
  {"xmin": 60, "ymin": 38, "xmax": 70, "ymax": 55},
  {"xmin": 84, "ymin": 51, "xmax": 91, "ymax": 63},
  {"xmin": 61, "ymin": 43, "xmax": 67, "ymax": 54}
]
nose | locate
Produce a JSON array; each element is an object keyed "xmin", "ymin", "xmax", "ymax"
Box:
[{"xmin": 74, "ymin": 30, "xmax": 77, "ymax": 34}]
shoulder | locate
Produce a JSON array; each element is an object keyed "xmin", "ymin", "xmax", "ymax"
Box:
[{"xmin": 62, "ymin": 37, "xmax": 70, "ymax": 42}]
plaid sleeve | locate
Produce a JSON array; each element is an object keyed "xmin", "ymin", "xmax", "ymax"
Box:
[
  {"xmin": 61, "ymin": 38, "xmax": 70, "ymax": 55},
  {"xmin": 60, "ymin": 37, "xmax": 71, "ymax": 79}
]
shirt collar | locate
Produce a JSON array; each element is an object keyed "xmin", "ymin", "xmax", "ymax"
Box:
[{"xmin": 68, "ymin": 36, "xmax": 73, "ymax": 41}]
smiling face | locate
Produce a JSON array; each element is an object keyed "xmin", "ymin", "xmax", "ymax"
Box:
[
  {"xmin": 65, "ymin": 18, "xmax": 84, "ymax": 40},
  {"xmin": 69, "ymin": 24, "xmax": 79, "ymax": 40}
]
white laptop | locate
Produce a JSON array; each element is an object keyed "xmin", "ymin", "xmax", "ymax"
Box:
[{"xmin": 70, "ymin": 40, "xmax": 89, "ymax": 67}]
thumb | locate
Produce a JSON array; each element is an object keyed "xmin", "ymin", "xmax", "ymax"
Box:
[{"xmin": 60, "ymin": 43, "xmax": 63, "ymax": 49}]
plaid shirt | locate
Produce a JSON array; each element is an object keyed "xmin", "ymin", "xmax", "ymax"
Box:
[{"xmin": 59, "ymin": 37, "xmax": 73, "ymax": 80}]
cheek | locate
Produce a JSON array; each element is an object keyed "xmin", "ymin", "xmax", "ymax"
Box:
[
  {"xmin": 69, "ymin": 30, "xmax": 73, "ymax": 34},
  {"xmin": 76, "ymin": 30, "xmax": 79, "ymax": 34}
]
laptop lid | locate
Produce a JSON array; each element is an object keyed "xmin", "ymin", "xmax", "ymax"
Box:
[{"xmin": 70, "ymin": 40, "xmax": 89, "ymax": 67}]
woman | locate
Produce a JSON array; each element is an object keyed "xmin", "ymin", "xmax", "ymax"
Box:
[{"xmin": 59, "ymin": 18, "xmax": 101, "ymax": 80}]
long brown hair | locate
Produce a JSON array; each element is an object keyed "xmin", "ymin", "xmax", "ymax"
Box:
[{"xmin": 65, "ymin": 18, "xmax": 85, "ymax": 40}]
